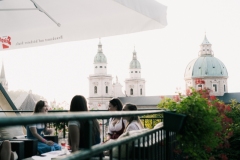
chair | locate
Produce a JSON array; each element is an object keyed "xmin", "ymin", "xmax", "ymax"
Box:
[
  {"xmin": 10, "ymin": 140, "xmax": 25, "ymax": 160},
  {"xmin": 12, "ymin": 135, "xmax": 58, "ymax": 158},
  {"xmin": 0, "ymin": 126, "xmax": 59, "ymax": 158}
]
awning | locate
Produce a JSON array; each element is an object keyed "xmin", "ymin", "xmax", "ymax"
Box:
[{"xmin": 0, "ymin": 0, "xmax": 167, "ymax": 51}]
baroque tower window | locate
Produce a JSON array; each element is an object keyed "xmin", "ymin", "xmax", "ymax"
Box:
[
  {"xmin": 94, "ymin": 86, "xmax": 97, "ymax": 93},
  {"xmin": 197, "ymin": 84, "xmax": 202, "ymax": 90},
  {"xmin": 213, "ymin": 84, "xmax": 217, "ymax": 92},
  {"xmin": 106, "ymin": 86, "xmax": 108, "ymax": 93},
  {"xmin": 130, "ymin": 89, "xmax": 133, "ymax": 95}
]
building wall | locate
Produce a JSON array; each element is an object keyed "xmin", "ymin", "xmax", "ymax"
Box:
[
  {"xmin": 185, "ymin": 77, "xmax": 228, "ymax": 96},
  {"xmin": 88, "ymin": 75, "xmax": 113, "ymax": 109},
  {"xmin": 125, "ymin": 78, "xmax": 145, "ymax": 97}
]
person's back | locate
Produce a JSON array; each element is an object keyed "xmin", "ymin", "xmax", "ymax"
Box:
[
  {"xmin": 68, "ymin": 95, "xmax": 101, "ymax": 152},
  {"xmin": 79, "ymin": 120, "xmax": 101, "ymax": 148}
]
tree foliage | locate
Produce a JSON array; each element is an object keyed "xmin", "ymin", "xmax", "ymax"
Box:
[
  {"xmin": 158, "ymin": 87, "xmax": 233, "ymax": 160},
  {"xmin": 141, "ymin": 114, "xmax": 162, "ymax": 129}
]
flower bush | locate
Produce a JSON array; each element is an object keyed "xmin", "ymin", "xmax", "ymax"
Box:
[
  {"xmin": 215, "ymin": 99, "xmax": 240, "ymax": 159},
  {"xmin": 158, "ymin": 80, "xmax": 233, "ymax": 159}
]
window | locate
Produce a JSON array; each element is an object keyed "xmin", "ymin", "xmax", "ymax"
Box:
[
  {"xmin": 105, "ymin": 66, "xmax": 106, "ymax": 68},
  {"xmin": 131, "ymin": 71, "xmax": 133, "ymax": 73},
  {"xmin": 94, "ymin": 86, "xmax": 97, "ymax": 93},
  {"xmin": 224, "ymin": 85, "xmax": 226, "ymax": 92},
  {"xmin": 100, "ymin": 66, "xmax": 102, "ymax": 68},
  {"xmin": 140, "ymin": 88, "xmax": 142, "ymax": 95},
  {"xmin": 106, "ymin": 86, "xmax": 108, "ymax": 93},
  {"xmin": 197, "ymin": 84, "xmax": 202, "ymax": 90},
  {"xmin": 95, "ymin": 66, "xmax": 97, "ymax": 68},
  {"xmin": 130, "ymin": 89, "xmax": 133, "ymax": 95},
  {"xmin": 135, "ymin": 71, "xmax": 137, "ymax": 73},
  {"xmin": 213, "ymin": 84, "xmax": 217, "ymax": 92}
]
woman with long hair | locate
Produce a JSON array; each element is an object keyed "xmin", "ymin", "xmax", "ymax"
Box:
[
  {"xmin": 103, "ymin": 103, "xmax": 144, "ymax": 156},
  {"xmin": 68, "ymin": 95, "xmax": 101, "ymax": 152},
  {"xmin": 122, "ymin": 103, "xmax": 144, "ymax": 132},
  {"xmin": 26, "ymin": 100, "xmax": 61, "ymax": 154},
  {"xmin": 106, "ymin": 98, "xmax": 127, "ymax": 140}
]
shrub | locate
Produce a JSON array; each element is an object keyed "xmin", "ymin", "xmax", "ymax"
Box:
[
  {"xmin": 141, "ymin": 114, "xmax": 162, "ymax": 129},
  {"xmin": 158, "ymin": 87, "xmax": 233, "ymax": 159}
]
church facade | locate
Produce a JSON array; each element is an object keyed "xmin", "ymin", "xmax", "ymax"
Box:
[{"xmin": 88, "ymin": 41, "xmax": 146, "ymax": 110}]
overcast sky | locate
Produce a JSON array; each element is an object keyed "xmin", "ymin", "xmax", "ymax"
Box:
[{"xmin": 1, "ymin": 0, "xmax": 240, "ymax": 105}]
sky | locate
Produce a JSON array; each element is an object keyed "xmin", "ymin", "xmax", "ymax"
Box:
[{"xmin": 1, "ymin": 0, "xmax": 240, "ymax": 106}]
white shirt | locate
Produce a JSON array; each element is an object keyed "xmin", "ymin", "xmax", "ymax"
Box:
[
  {"xmin": 125, "ymin": 121, "xmax": 142, "ymax": 132},
  {"xmin": 29, "ymin": 123, "xmax": 45, "ymax": 129},
  {"xmin": 68, "ymin": 121, "xmax": 80, "ymax": 128}
]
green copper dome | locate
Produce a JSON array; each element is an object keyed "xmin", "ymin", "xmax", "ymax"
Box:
[
  {"xmin": 185, "ymin": 56, "xmax": 228, "ymax": 78},
  {"xmin": 129, "ymin": 50, "xmax": 141, "ymax": 69},
  {"xmin": 94, "ymin": 41, "xmax": 107, "ymax": 63},
  {"xmin": 185, "ymin": 35, "xmax": 228, "ymax": 78},
  {"xmin": 94, "ymin": 53, "xmax": 107, "ymax": 63}
]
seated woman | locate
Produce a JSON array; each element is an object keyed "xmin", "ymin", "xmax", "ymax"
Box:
[
  {"xmin": 122, "ymin": 103, "xmax": 144, "ymax": 132},
  {"xmin": 0, "ymin": 140, "xmax": 15, "ymax": 160},
  {"xmin": 103, "ymin": 103, "xmax": 144, "ymax": 156},
  {"xmin": 68, "ymin": 95, "xmax": 101, "ymax": 152},
  {"xmin": 106, "ymin": 98, "xmax": 127, "ymax": 141},
  {"xmin": 27, "ymin": 100, "xmax": 61, "ymax": 154}
]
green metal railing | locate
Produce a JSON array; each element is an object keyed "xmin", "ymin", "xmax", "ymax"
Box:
[
  {"xmin": 0, "ymin": 110, "xmax": 183, "ymax": 160},
  {"xmin": 0, "ymin": 109, "xmax": 163, "ymax": 140}
]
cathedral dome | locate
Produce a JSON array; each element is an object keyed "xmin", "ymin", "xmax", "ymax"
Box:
[
  {"xmin": 185, "ymin": 57, "xmax": 228, "ymax": 78},
  {"xmin": 94, "ymin": 41, "xmax": 107, "ymax": 63},
  {"xmin": 129, "ymin": 50, "xmax": 141, "ymax": 69},
  {"xmin": 184, "ymin": 35, "xmax": 228, "ymax": 79}
]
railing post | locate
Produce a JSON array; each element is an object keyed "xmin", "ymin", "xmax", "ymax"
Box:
[
  {"xmin": 86, "ymin": 120, "xmax": 93, "ymax": 149},
  {"xmin": 63, "ymin": 122, "xmax": 66, "ymax": 138},
  {"xmin": 165, "ymin": 130, "xmax": 169, "ymax": 160},
  {"xmin": 102, "ymin": 119, "xmax": 104, "ymax": 142}
]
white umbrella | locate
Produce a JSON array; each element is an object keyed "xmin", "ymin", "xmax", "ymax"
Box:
[{"xmin": 0, "ymin": 0, "xmax": 167, "ymax": 51}]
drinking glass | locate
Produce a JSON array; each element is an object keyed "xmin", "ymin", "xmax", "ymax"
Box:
[{"xmin": 60, "ymin": 139, "xmax": 67, "ymax": 154}]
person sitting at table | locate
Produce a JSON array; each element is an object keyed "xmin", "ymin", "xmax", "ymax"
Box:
[
  {"xmin": 122, "ymin": 103, "xmax": 144, "ymax": 132},
  {"xmin": 26, "ymin": 100, "xmax": 61, "ymax": 154},
  {"xmin": 68, "ymin": 95, "xmax": 101, "ymax": 152},
  {"xmin": 103, "ymin": 103, "xmax": 144, "ymax": 156},
  {"xmin": 0, "ymin": 140, "xmax": 15, "ymax": 160},
  {"xmin": 106, "ymin": 98, "xmax": 127, "ymax": 141}
]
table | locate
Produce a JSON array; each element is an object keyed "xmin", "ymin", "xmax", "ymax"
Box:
[{"xmin": 23, "ymin": 150, "xmax": 70, "ymax": 160}]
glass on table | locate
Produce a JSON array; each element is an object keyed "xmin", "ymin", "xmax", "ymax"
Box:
[
  {"xmin": 60, "ymin": 139, "xmax": 66, "ymax": 148},
  {"xmin": 60, "ymin": 139, "xmax": 67, "ymax": 154}
]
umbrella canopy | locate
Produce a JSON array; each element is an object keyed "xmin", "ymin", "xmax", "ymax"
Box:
[{"xmin": 0, "ymin": 0, "xmax": 167, "ymax": 51}]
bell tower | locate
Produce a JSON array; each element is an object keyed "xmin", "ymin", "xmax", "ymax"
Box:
[
  {"xmin": 88, "ymin": 40, "xmax": 113, "ymax": 110},
  {"xmin": 125, "ymin": 48, "xmax": 145, "ymax": 97}
]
